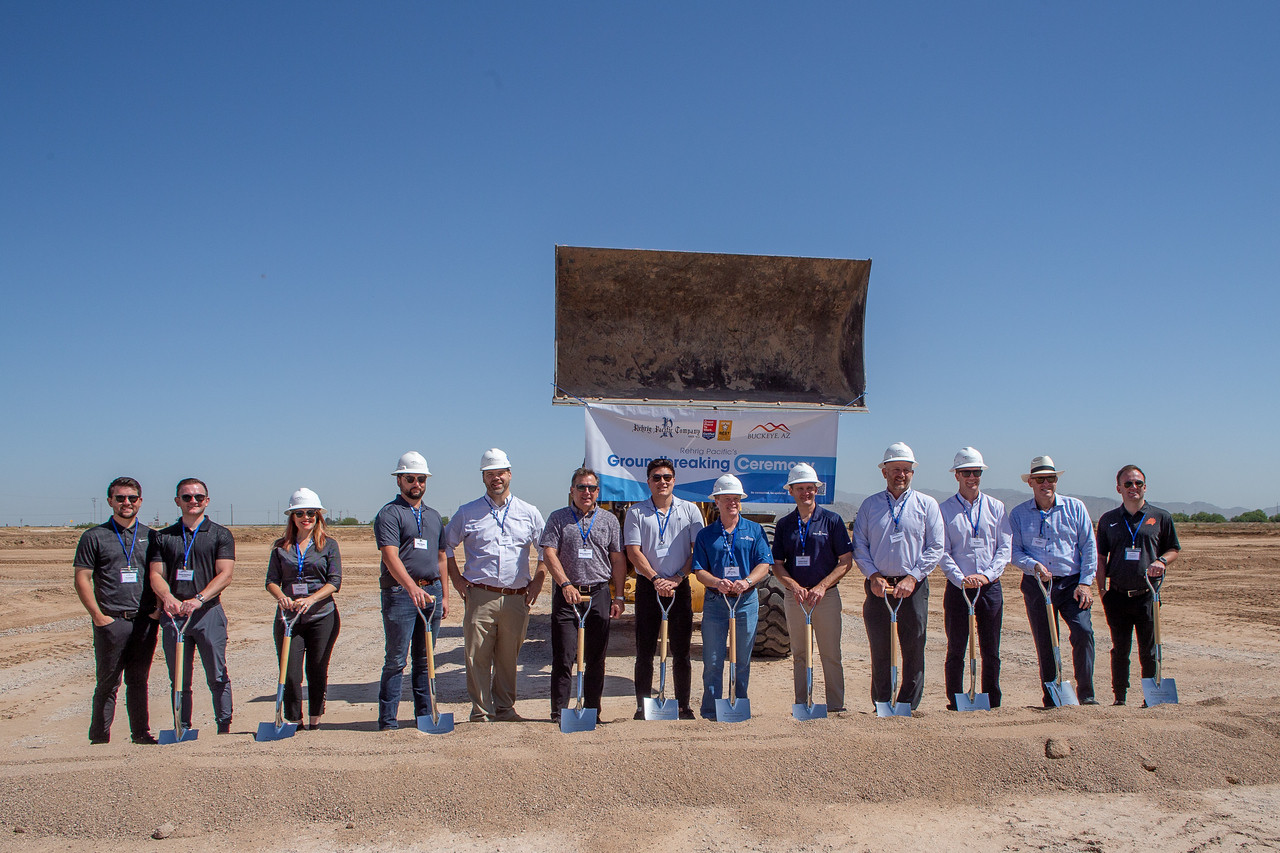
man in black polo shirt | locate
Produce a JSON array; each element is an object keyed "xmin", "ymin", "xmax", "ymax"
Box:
[
  {"xmin": 1096, "ymin": 464, "xmax": 1181, "ymax": 706},
  {"xmin": 147, "ymin": 478, "xmax": 236, "ymax": 733},
  {"xmin": 374, "ymin": 451, "xmax": 449, "ymax": 730},
  {"xmin": 73, "ymin": 476, "xmax": 159, "ymax": 744}
]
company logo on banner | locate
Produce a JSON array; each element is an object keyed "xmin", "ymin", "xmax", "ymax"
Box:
[{"xmin": 584, "ymin": 404, "xmax": 839, "ymax": 503}]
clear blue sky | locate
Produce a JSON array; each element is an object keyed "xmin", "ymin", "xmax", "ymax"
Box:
[{"xmin": 3, "ymin": 2, "xmax": 1276, "ymax": 527}]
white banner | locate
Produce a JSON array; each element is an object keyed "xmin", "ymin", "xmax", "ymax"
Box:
[{"xmin": 584, "ymin": 404, "xmax": 839, "ymax": 504}]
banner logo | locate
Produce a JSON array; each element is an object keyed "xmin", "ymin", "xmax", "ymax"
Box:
[
  {"xmin": 702, "ymin": 419, "xmax": 717, "ymax": 440},
  {"xmin": 748, "ymin": 422, "xmax": 791, "ymax": 439},
  {"xmin": 717, "ymin": 420, "xmax": 733, "ymax": 441}
]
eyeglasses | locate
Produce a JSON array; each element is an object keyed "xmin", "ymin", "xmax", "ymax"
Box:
[
  {"xmin": 112, "ymin": 495, "xmax": 141, "ymax": 503},
  {"xmin": 574, "ymin": 484, "xmax": 600, "ymax": 492},
  {"xmin": 649, "ymin": 473, "xmax": 674, "ymax": 482},
  {"xmin": 1122, "ymin": 480, "xmax": 1145, "ymax": 489},
  {"xmin": 179, "ymin": 494, "xmax": 208, "ymax": 503},
  {"xmin": 1030, "ymin": 476, "xmax": 1058, "ymax": 485},
  {"xmin": 957, "ymin": 470, "xmax": 983, "ymax": 478},
  {"xmin": 292, "ymin": 509, "xmax": 318, "ymax": 519},
  {"xmin": 400, "ymin": 475, "xmax": 427, "ymax": 484}
]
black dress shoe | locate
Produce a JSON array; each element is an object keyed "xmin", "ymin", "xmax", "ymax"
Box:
[
  {"xmin": 1081, "ymin": 697, "xmax": 1100, "ymax": 706},
  {"xmin": 678, "ymin": 708, "xmax": 695, "ymax": 720},
  {"xmin": 131, "ymin": 732, "xmax": 159, "ymax": 745},
  {"xmin": 89, "ymin": 738, "xmax": 109, "ymax": 745},
  {"xmin": 634, "ymin": 708, "xmax": 646, "ymax": 720},
  {"xmin": 216, "ymin": 720, "xmax": 232, "ymax": 734},
  {"xmin": 1113, "ymin": 698, "xmax": 1126, "ymax": 706}
]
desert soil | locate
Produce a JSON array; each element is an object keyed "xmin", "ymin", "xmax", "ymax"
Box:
[{"xmin": 2, "ymin": 524, "xmax": 1280, "ymax": 852}]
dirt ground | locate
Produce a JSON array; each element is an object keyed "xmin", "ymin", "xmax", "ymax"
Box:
[{"xmin": 2, "ymin": 524, "xmax": 1280, "ymax": 852}]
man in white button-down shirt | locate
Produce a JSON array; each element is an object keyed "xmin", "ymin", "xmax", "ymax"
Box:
[
  {"xmin": 852, "ymin": 442, "xmax": 945, "ymax": 712},
  {"xmin": 444, "ymin": 448, "xmax": 547, "ymax": 722},
  {"xmin": 939, "ymin": 447, "xmax": 1012, "ymax": 709}
]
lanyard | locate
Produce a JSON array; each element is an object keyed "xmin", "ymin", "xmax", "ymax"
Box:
[
  {"xmin": 888, "ymin": 491, "xmax": 911, "ymax": 531},
  {"xmin": 798, "ymin": 514, "xmax": 812, "ymax": 554},
  {"xmin": 112, "ymin": 519, "xmax": 139, "ymax": 567},
  {"xmin": 1124, "ymin": 511, "xmax": 1148, "ymax": 547},
  {"xmin": 721, "ymin": 522, "xmax": 739, "ymax": 569},
  {"xmin": 1038, "ymin": 508, "xmax": 1052, "ymax": 539},
  {"xmin": 485, "ymin": 496, "xmax": 511, "ymax": 534},
  {"xmin": 410, "ymin": 505, "xmax": 423, "ymax": 534},
  {"xmin": 572, "ymin": 506, "xmax": 597, "ymax": 547},
  {"xmin": 958, "ymin": 494, "xmax": 982, "ymax": 537},
  {"xmin": 181, "ymin": 518, "xmax": 204, "ymax": 570},
  {"xmin": 295, "ymin": 541, "xmax": 310, "ymax": 580},
  {"xmin": 653, "ymin": 499, "xmax": 673, "ymax": 543}
]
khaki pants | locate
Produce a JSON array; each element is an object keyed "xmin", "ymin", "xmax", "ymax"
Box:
[
  {"xmin": 463, "ymin": 586, "xmax": 531, "ymax": 721},
  {"xmin": 783, "ymin": 586, "xmax": 845, "ymax": 710}
]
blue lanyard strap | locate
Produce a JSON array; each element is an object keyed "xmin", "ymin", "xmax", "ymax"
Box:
[
  {"xmin": 653, "ymin": 499, "xmax": 672, "ymax": 543},
  {"xmin": 112, "ymin": 519, "xmax": 138, "ymax": 567},
  {"xmin": 181, "ymin": 518, "xmax": 204, "ymax": 569},
  {"xmin": 721, "ymin": 523, "xmax": 739, "ymax": 568},
  {"xmin": 798, "ymin": 515, "xmax": 811, "ymax": 554},
  {"xmin": 485, "ymin": 496, "xmax": 511, "ymax": 534},
  {"xmin": 888, "ymin": 491, "xmax": 910, "ymax": 530},
  {"xmin": 958, "ymin": 494, "xmax": 982, "ymax": 537},
  {"xmin": 411, "ymin": 505, "xmax": 423, "ymax": 534},
  {"xmin": 295, "ymin": 541, "xmax": 310, "ymax": 580},
  {"xmin": 1038, "ymin": 508, "xmax": 1051, "ymax": 539},
  {"xmin": 1124, "ymin": 511, "xmax": 1148, "ymax": 547},
  {"xmin": 572, "ymin": 507, "xmax": 597, "ymax": 546}
]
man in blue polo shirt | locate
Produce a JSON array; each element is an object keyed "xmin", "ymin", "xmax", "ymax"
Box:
[
  {"xmin": 772, "ymin": 463, "xmax": 853, "ymax": 713},
  {"xmin": 692, "ymin": 474, "xmax": 774, "ymax": 720},
  {"xmin": 1010, "ymin": 455, "xmax": 1099, "ymax": 706},
  {"xmin": 374, "ymin": 451, "xmax": 449, "ymax": 730}
]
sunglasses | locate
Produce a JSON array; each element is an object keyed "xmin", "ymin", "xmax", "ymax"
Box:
[
  {"xmin": 292, "ymin": 509, "xmax": 319, "ymax": 519},
  {"xmin": 400, "ymin": 475, "xmax": 427, "ymax": 484},
  {"xmin": 649, "ymin": 473, "xmax": 674, "ymax": 482},
  {"xmin": 112, "ymin": 494, "xmax": 141, "ymax": 503},
  {"xmin": 957, "ymin": 470, "xmax": 983, "ymax": 478},
  {"xmin": 1122, "ymin": 480, "xmax": 1145, "ymax": 489},
  {"xmin": 1030, "ymin": 476, "xmax": 1058, "ymax": 485},
  {"xmin": 179, "ymin": 494, "xmax": 208, "ymax": 503},
  {"xmin": 574, "ymin": 484, "xmax": 600, "ymax": 492}
]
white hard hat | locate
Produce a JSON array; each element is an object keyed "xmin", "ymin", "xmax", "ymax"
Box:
[
  {"xmin": 785, "ymin": 463, "xmax": 822, "ymax": 487},
  {"xmin": 949, "ymin": 447, "xmax": 988, "ymax": 471},
  {"xmin": 710, "ymin": 474, "xmax": 747, "ymax": 498},
  {"xmin": 879, "ymin": 442, "xmax": 916, "ymax": 469},
  {"xmin": 286, "ymin": 487, "xmax": 324, "ymax": 513},
  {"xmin": 392, "ymin": 451, "xmax": 432, "ymax": 477},
  {"xmin": 480, "ymin": 448, "xmax": 512, "ymax": 471},
  {"xmin": 1021, "ymin": 455, "xmax": 1065, "ymax": 483}
]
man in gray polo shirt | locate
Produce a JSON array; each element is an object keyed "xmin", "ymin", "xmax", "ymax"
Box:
[
  {"xmin": 73, "ymin": 476, "xmax": 159, "ymax": 744},
  {"xmin": 541, "ymin": 467, "xmax": 627, "ymax": 723}
]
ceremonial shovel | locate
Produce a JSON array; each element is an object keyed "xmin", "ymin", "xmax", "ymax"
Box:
[
  {"xmin": 159, "ymin": 614, "xmax": 199, "ymax": 744},
  {"xmin": 791, "ymin": 597, "xmax": 827, "ymax": 721},
  {"xmin": 875, "ymin": 589, "xmax": 913, "ymax": 717},
  {"xmin": 560, "ymin": 599, "xmax": 598, "ymax": 733},
  {"xmin": 1140, "ymin": 574, "xmax": 1178, "ymax": 707},
  {"xmin": 954, "ymin": 585, "xmax": 991, "ymax": 712},
  {"xmin": 1037, "ymin": 576, "xmax": 1079, "ymax": 707},
  {"xmin": 413, "ymin": 597, "xmax": 454, "ymax": 734},
  {"xmin": 256, "ymin": 609, "xmax": 304, "ymax": 741},
  {"xmin": 642, "ymin": 589, "xmax": 679, "ymax": 721},
  {"xmin": 714, "ymin": 593, "xmax": 751, "ymax": 723}
]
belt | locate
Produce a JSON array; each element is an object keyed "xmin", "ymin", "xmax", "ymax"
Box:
[
  {"xmin": 567, "ymin": 582, "xmax": 608, "ymax": 595},
  {"xmin": 103, "ymin": 609, "xmax": 138, "ymax": 620},
  {"xmin": 414, "ymin": 578, "xmax": 442, "ymax": 588},
  {"xmin": 470, "ymin": 582, "xmax": 528, "ymax": 596},
  {"xmin": 1124, "ymin": 588, "xmax": 1151, "ymax": 598}
]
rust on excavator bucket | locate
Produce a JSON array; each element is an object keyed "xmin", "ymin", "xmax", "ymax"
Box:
[{"xmin": 553, "ymin": 246, "xmax": 870, "ymax": 410}]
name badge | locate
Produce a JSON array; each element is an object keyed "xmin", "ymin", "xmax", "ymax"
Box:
[
  {"xmin": 176, "ymin": 568, "xmax": 195, "ymax": 582},
  {"xmin": 413, "ymin": 538, "xmax": 432, "ymax": 550},
  {"xmin": 655, "ymin": 546, "xmax": 670, "ymax": 559},
  {"xmin": 292, "ymin": 582, "xmax": 310, "ymax": 596},
  {"xmin": 120, "ymin": 570, "xmax": 138, "ymax": 584},
  {"xmin": 795, "ymin": 555, "xmax": 811, "ymax": 567},
  {"xmin": 724, "ymin": 564, "xmax": 741, "ymax": 580},
  {"xmin": 1124, "ymin": 547, "xmax": 1141, "ymax": 561},
  {"xmin": 889, "ymin": 531, "xmax": 905, "ymax": 545},
  {"xmin": 577, "ymin": 547, "xmax": 593, "ymax": 560},
  {"xmin": 1032, "ymin": 537, "xmax": 1048, "ymax": 549},
  {"xmin": 971, "ymin": 541, "xmax": 990, "ymax": 561},
  {"xmin": 499, "ymin": 534, "xmax": 514, "ymax": 546}
]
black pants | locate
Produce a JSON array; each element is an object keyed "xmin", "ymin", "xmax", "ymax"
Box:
[
  {"xmin": 1021, "ymin": 573, "xmax": 1095, "ymax": 704},
  {"xmin": 273, "ymin": 609, "xmax": 341, "ymax": 721},
  {"xmin": 90, "ymin": 613, "xmax": 158, "ymax": 742},
  {"xmin": 863, "ymin": 576, "xmax": 929, "ymax": 711},
  {"xmin": 551, "ymin": 584, "xmax": 612, "ymax": 715},
  {"xmin": 943, "ymin": 581, "xmax": 1003, "ymax": 708},
  {"xmin": 1101, "ymin": 588, "xmax": 1156, "ymax": 700},
  {"xmin": 633, "ymin": 574, "xmax": 693, "ymax": 709}
]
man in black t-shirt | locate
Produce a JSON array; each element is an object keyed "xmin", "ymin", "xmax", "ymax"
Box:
[
  {"xmin": 1096, "ymin": 464, "xmax": 1181, "ymax": 706},
  {"xmin": 73, "ymin": 477, "xmax": 158, "ymax": 744},
  {"xmin": 147, "ymin": 478, "xmax": 237, "ymax": 733}
]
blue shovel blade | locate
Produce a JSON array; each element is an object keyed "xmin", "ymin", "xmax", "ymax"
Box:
[
  {"xmin": 560, "ymin": 707, "xmax": 597, "ymax": 733},
  {"xmin": 1141, "ymin": 676, "xmax": 1178, "ymax": 707},
  {"xmin": 1045, "ymin": 680, "xmax": 1079, "ymax": 707},
  {"xmin": 792, "ymin": 701, "xmax": 827, "ymax": 721},
  {"xmin": 715, "ymin": 697, "xmax": 751, "ymax": 723},
  {"xmin": 416, "ymin": 711, "xmax": 455, "ymax": 734},
  {"xmin": 255, "ymin": 720, "xmax": 297, "ymax": 742},
  {"xmin": 643, "ymin": 697, "xmax": 679, "ymax": 721},
  {"xmin": 955, "ymin": 691, "xmax": 991, "ymax": 712},
  {"xmin": 158, "ymin": 727, "xmax": 198, "ymax": 745},
  {"xmin": 875, "ymin": 701, "xmax": 913, "ymax": 717}
]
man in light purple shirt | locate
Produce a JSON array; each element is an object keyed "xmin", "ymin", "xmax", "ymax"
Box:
[{"xmin": 852, "ymin": 442, "xmax": 944, "ymax": 712}]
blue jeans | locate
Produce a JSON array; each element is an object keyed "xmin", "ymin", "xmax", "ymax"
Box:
[
  {"xmin": 700, "ymin": 590, "xmax": 758, "ymax": 719},
  {"xmin": 379, "ymin": 580, "xmax": 442, "ymax": 729}
]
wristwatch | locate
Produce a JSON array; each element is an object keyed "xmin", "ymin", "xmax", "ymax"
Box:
[
  {"xmin": 195, "ymin": 593, "xmax": 205, "ymax": 603},
  {"xmin": 558, "ymin": 580, "xmax": 571, "ymax": 590}
]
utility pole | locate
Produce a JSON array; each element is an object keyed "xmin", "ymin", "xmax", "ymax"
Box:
[
  {"xmin": 230, "ymin": 504, "xmax": 234, "ymax": 526},
  {"xmin": 91, "ymin": 497, "xmax": 97, "ymax": 524}
]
